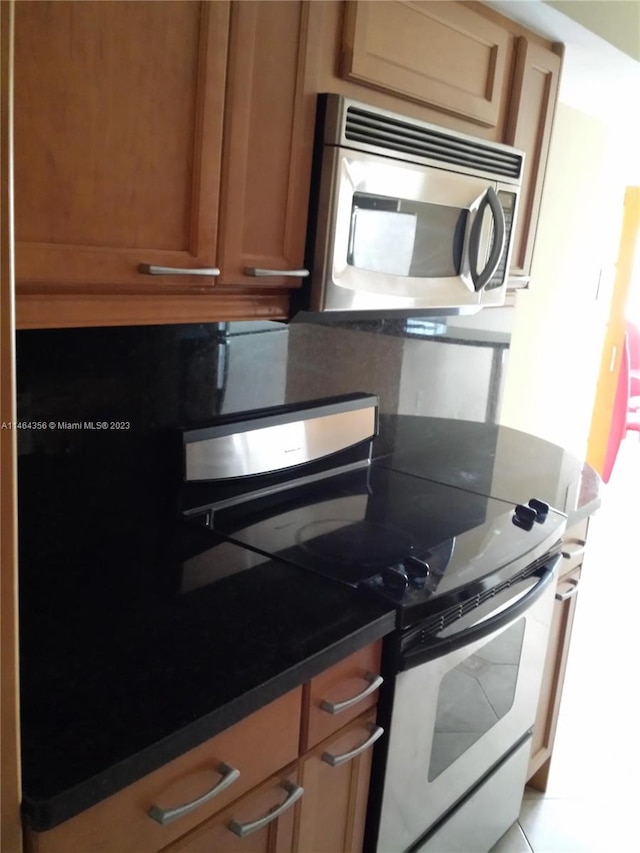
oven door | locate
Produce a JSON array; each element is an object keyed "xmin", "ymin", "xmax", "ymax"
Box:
[
  {"xmin": 376, "ymin": 559, "xmax": 559, "ymax": 853},
  {"xmin": 312, "ymin": 146, "xmax": 517, "ymax": 313}
]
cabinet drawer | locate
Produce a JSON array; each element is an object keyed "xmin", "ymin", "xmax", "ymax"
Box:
[
  {"xmin": 301, "ymin": 642, "xmax": 382, "ymax": 752},
  {"xmin": 25, "ymin": 688, "xmax": 302, "ymax": 853},
  {"xmin": 560, "ymin": 517, "xmax": 589, "ymax": 577}
]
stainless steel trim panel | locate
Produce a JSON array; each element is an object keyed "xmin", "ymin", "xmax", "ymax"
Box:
[{"xmin": 185, "ymin": 405, "xmax": 377, "ymax": 481}]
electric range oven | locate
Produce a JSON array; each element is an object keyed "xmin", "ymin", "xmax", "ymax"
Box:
[{"xmin": 177, "ymin": 394, "xmax": 566, "ymax": 853}]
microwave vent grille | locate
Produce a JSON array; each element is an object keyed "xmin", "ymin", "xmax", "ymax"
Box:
[{"xmin": 344, "ymin": 106, "xmax": 523, "ymax": 180}]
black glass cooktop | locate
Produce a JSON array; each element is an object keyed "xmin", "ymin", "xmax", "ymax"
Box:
[{"xmin": 186, "ymin": 466, "xmax": 566, "ymax": 628}]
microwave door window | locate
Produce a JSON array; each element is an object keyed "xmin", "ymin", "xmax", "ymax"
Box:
[
  {"xmin": 349, "ymin": 207, "xmax": 417, "ymax": 275},
  {"xmin": 348, "ymin": 192, "xmax": 468, "ymax": 279}
]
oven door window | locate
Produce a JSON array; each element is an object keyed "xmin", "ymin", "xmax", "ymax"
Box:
[
  {"xmin": 347, "ymin": 192, "xmax": 468, "ymax": 278},
  {"xmin": 428, "ymin": 618, "xmax": 525, "ymax": 781}
]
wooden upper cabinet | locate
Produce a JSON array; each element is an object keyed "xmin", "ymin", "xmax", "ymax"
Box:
[
  {"xmin": 505, "ymin": 38, "xmax": 562, "ymax": 279},
  {"xmin": 341, "ymin": 1, "xmax": 511, "ymax": 127},
  {"xmin": 14, "ymin": 1, "xmax": 228, "ymax": 296},
  {"xmin": 217, "ymin": 1, "xmax": 315, "ymax": 290},
  {"xmin": 12, "ymin": 0, "xmax": 562, "ymax": 326},
  {"xmin": 14, "ymin": 0, "xmax": 313, "ymax": 328}
]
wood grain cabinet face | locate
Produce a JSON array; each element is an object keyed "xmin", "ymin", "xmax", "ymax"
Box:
[
  {"xmin": 301, "ymin": 641, "xmax": 383, "ymax": 752},
  {"xmin": 527, "ymin": 519, "xmax": 588, "ymax": 789},
  {"xmin": 14, "ymin": 1, "xmax": 228, "ymax": 295},
  {"xmin": 13, "ymin": 0, "xmax": 314, "ymax": 328},
  {"xmin": 217, "ymin": 1, "xmax": 315, "ymax": 290},
  {"xmin": 505, "ymin": 38, "xmax": 562, "ymax": 279},
  {"xmin": 342, "ymin": 0, "xmax": 511, "ymax": 127},
  {"xmin": 295, "ymin": 711, "xmax": 378, "ymax": 853}
]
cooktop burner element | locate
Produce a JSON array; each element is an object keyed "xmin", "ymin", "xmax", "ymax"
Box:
[
  {"xmin": 190, "ymin": 465, "xmax": 564, "ymax": 628},
  {"xmin": 296, "ymin": 519, "xmax": 416, "ymax": 569},
  {"xmin": 178, "ymin": 395, "xmax": 567, "ymax": 629}
]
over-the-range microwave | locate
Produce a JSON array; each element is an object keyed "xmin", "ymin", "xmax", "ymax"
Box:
[{"xmin": 302, "ymin": 95, "xmax": 525, "ymax": 317}]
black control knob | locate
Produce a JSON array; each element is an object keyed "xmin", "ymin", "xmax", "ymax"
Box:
[
  {"xmin": 528, "ymin": 498, "xmax": 550, "ymax": 522},
  {"xmin": 513, "ymin": 503, "xmax": 537, "ymax": 531},
  {"xmin": 381, "ymin": 566, "xmax": 409, "ymax": 596},
  {"xmin": 403, "ymin": 556, "xmax": 430, "ymax": 588}
]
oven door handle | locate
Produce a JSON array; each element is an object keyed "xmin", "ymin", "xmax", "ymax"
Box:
[{"xmin": 400, "ymin": 558, "xmax": 559, "ymax": 671}]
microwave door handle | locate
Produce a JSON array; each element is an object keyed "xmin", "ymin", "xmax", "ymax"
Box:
[
  {"xmin": 347, "ymin": 206, "xmax": 358, "ymax": 265},
  {"xmin": 468, "ymin": 187, "xmax": 506, "ymax": 292}
]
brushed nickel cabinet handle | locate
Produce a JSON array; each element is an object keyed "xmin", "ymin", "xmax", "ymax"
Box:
[
  {"xmin": 321, "ymin": 724, "xmax": 384, "ymax": 768},
  {"xmin": 138, "ymin": 264, "xmax": 220, "ymax": 277},
  {"xmin": 148, "ymin": 762, "xmax": 240, "ymax": 825},
  {"xmin": 555, "ymin": 577, "xmax": 580, "ymax": 602},
  {"xmin": 320, "ymin": 672, "xmax": 383, "ymax": 715},
  {"xmin": 227, "ymin": 781, "xmax": 303, "ymax": 838},
  {"xmin": 243, "ymin": 266, "xmax": 310, "ymax": 277},
  {"xmin": 561, "ymin": 539, "xmax": 586, "ymax": 561}
]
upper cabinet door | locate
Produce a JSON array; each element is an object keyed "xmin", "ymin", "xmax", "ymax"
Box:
[
  {"xmin": 216, "ymin": 1, "xmax": 315, "ymax": 290},
  {"xmin": 341, "ymin": 0, "xmax": 510, "ymax": 127},
  {"xmin": 14, "ymin": 1, "xmax": 228, "ymax": 293},
  {"xmin": 505, "ymin": 38, "xmax": 562, "ymax": 279}
]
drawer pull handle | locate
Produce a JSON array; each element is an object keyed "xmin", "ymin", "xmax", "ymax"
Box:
[
  {"xmin": 555, "ymin": 577, "xmax": 580, "ymax": 602},
  {"xmin": 243, "ymin": 266, "xmax": 310, "ymax": 277},
  {"xmin": 148, "ymin": 762, "xmax": 240, "ymax": 825},
  {"xmin": 322, "ymin": 724, "xmax": 384, "ymax": 768},
  {"xmin": 561, "ymin": 539, "xmax": 586, "ymax": 561},
  {"xmin": 227, "ymin": 781, "xmax": 303, "ymax": 838},
  {"xmin": 139, "ymin": 264, "xmax": 220, "ymax": 277},
  {"xmin": 320, "ymin": 672, "xmax": 383, "ymax": 715}
]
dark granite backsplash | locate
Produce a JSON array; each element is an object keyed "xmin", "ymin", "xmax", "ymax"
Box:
[
  {"xmin": 17, "ymin": 315, "xmax": 512, "ymax": 436},
  {"xmin": 15, "ymin": 314, "xmax": 512, "ymax": 561}
]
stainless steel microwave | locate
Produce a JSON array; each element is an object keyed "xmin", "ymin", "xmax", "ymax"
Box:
[{"xmin": 305, "ymin": 95, "xmax": 525, "ymax": 315}]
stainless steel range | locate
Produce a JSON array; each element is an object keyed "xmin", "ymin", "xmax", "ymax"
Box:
[{"xmin": 178, "ymin": 394, "xmax": 566, "ymax": 853}]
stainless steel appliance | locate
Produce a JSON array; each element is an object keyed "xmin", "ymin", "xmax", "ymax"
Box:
[
  {"xmin": 305, "ymin": 95, "xmax": 524, "ymax": 316},
  {"xmin": 375, "ymin": 557, "xmax": 557, "ymax": 852},
  {"xmin": 177, "ymin": 395, "xmax": 565, "ymax": 852}
]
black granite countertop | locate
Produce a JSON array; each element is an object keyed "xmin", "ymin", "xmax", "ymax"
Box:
[
  {"xmin": 374, "ymin": 415, "xmax": 602, "ymax": 527},
  {"xmin": 17, "ymin": 412, "xmax": 600, "ymax": 833},
  {"xmin": 19, "ymin": 528, "xmax": 394, "ymax": 831}
]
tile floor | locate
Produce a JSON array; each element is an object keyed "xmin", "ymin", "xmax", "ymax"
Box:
[{"xmin": 491, "ymin": 434, "xmax": 640, "ymax": 853}]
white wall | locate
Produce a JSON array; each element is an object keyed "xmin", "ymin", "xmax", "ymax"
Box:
[
  {"xmin": 547, "ymin": 0, "xmax": 640, "ymax": 62},
  {"xmin": 499, "ymin": 102, "xmax": 626, "ymax": 456}
]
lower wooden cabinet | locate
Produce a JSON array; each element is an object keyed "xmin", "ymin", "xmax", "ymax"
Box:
[
  {"xmin": 23, "ymin": 690, "xmax": 302, "ymax": 853},
  {"xmin": 23, "ymin": 643, "xmax": 384, "ymax": 853},
  {"xmin": 162, "ymin": 710, "xmax": 381, "ymax": 853},
  {"xmin": 527, "ymin": 518, "xmax": 588, "ymax": 788},
  {"xmin": 295, "ymin": 711, "xmax": 380, "ymax": 853}
]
